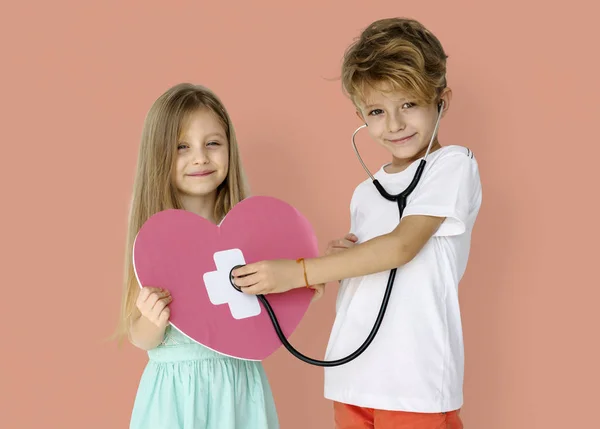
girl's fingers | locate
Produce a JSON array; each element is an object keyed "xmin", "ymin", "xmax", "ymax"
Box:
[
  {"xmin": 151, "ymin": 294, "xmax": 172, "ymax": 312},
  {"xmin": 138, "ymin": 287, "xmax": 168, "ymax": 307},
  {"xmin": 345, "ymin": 233, "xmax": 358, "ymax": 242},
  {"xmin": 158, "ymin": 306, "xmax": 171, "ymax": 326},
  {"xmin": 311, "ymin": 285, "xmax": 325, "ymax": 302},
  {"xmin": 332, "ymin": 238, "xmax": 355, "ymax": 249},
  {"xmin": 146, "ymin": 293, "xmax": 161, "ymax": 309},
  {"xmin": 138, "ymin": 287, "xmax": 154, "ymax": 303}
]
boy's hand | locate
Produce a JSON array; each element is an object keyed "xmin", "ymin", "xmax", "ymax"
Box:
[
  {"xmin": 232, "ymin": 234, "xmax": 360, "ymax": 296},
  {"xmin": 325, "ymin": 233, "xmax": 358, "ymax": 255},
  {"xmin": 136, "ymin": 287, "xmax": 172, "ymax": 329}
]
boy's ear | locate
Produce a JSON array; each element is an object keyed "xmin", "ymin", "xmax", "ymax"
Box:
[{"xmin": 439, "ymin": 87, "xmax": 452, "ymax": 117}]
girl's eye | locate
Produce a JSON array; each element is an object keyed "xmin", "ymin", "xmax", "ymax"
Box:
[
  {"xmin": 368, "ymin": 109, "xmax": 384, "ymax": 116},
  {"xmin": 177, "ymin": 144, "xmax": 188, "ymax": 150},
  {"xmin": 207, "ymin": 141, "xmax": 220, "ymax": 146}
]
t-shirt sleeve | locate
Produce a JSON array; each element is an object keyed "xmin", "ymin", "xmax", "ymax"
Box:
[{"xmin": 402, "ymin": 150, "xmax": 480, "ymax": 237}]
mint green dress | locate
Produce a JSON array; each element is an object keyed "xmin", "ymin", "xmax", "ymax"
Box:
[{"xmin": 129, "ymin": 325, "xmax": 279, "ymax": 429}]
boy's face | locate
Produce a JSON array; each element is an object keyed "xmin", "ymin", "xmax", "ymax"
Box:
[{"xmin": 356, "ymin": 84, "xmax": 451, "ymax": 170}]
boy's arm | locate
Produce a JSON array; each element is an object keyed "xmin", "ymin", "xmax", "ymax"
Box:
[
  {"xmin": 233, "ymin": 215, "xmax": 444, "ymax": 294},
  {"xmin": 233, "ymin": 151, "xmax": 476, "ymax": 295},
  {"xmin": 304, "ymin": 214, "xmax": 444, "ymax": 285}
]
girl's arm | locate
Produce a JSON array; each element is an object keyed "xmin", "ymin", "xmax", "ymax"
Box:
[
  {"xmin": 128, "ymin": 287, "xmax": 172, "ymax": 350},
  {"xmin": 129, "ymin": 313, "xmax": 168, "ymax": 350}
]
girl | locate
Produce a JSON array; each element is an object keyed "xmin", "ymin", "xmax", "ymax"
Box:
[{"xmin": 116, "ymin": 83, "xmax": 280, "ymax": 429}]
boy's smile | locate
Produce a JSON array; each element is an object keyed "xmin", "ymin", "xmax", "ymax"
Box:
[{"xmin": 386, "ymin": 132, "xmax": 417, "ymax": 145}]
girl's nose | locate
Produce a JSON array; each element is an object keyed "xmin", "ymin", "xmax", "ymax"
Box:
[{"xmin": 192, "ymin": 147, "xmax": 210, "ymax": 164}]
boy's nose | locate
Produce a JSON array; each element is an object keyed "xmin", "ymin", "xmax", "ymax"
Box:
[{"xmin": 387, "ymin": 114, "xmax": 405, "ymax": 133}]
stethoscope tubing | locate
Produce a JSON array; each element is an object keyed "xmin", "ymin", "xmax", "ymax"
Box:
[{"xmin": 232, "ymin": 102, "xmax": 445, "ymax": 367}]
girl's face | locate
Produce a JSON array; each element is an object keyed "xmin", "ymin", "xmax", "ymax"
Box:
[{"xmin": 172, "ymin": 108, "xmax": 229, "ymax": 213}]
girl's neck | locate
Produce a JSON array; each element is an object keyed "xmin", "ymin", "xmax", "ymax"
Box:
[{"xmin": 180, "ymin": 193, "xmax": 217, "ymax": 224}]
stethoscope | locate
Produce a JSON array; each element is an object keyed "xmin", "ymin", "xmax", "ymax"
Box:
[{"xmin": 231, "ymin": 101, "xmax": 445, "ymax": 367}]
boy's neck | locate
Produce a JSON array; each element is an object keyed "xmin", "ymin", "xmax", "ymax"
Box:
[{"xmin": 386, "ymin": 141, "xmax": 442, "ymax": 174}]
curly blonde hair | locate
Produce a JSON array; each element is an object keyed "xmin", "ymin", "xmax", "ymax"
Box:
[{"xmin": 341, "ymin": 18, "xmax": 448, "ymax": 106}]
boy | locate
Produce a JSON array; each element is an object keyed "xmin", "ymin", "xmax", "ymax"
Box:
[{"xmin": 233, "ymin": 17, "xmax": 482, "ymax": 428}]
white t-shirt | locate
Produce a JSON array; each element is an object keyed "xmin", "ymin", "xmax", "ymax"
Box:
[{"xmin": 323, "ymin": 145, "xmax": 482, "ymax": 413}]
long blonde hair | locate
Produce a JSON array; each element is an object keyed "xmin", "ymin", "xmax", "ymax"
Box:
[{"xmin": 115, "ymin": 83, "xmax": 249, "ymax": 342}]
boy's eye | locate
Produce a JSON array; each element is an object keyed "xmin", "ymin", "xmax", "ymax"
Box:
[
  {"xmin": 368, "ymin": 109, "xmax": 384, "ymax": 116},
  {"xmin": 402, "ymin": 102, "xmax": 415, "ymax": 109}
]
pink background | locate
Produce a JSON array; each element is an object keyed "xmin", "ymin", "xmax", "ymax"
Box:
[{"xmin": 1, "ymin": 1, "xmax": 598, "ymax": 428}]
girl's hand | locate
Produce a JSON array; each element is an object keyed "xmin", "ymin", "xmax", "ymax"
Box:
[
  {"xmin": 303, "ymin": 234, "xmax": 357, "ymax": 302},
  {"xmin": 325, "ymin": 233, "xmax": 358, "ymax": 255},
  {"xmin": 136, "ymin": 287, "xmax": 172, "ymax": 328},
  {"xmin": 310, "ymin": 283, "xmax": 325, "ymax": 302}
]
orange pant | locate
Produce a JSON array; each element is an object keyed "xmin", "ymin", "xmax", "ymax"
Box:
[{"xmin": 334, "ymin": 401, "xmax": 463, "ymax": 429}]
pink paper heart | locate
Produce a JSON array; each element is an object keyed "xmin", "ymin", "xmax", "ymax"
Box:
[{"xmin": 132, "ymin": 196, "xmax": 319, "ymax": 360}]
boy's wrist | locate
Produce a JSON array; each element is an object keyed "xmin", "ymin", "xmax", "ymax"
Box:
[
  {"xmin": 303, "ymin": 257, "xmax": 319, "ymax": 288},
  {"xmin": 295, "ymin": 258, "xmax": 310, "ymax": 289}
]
